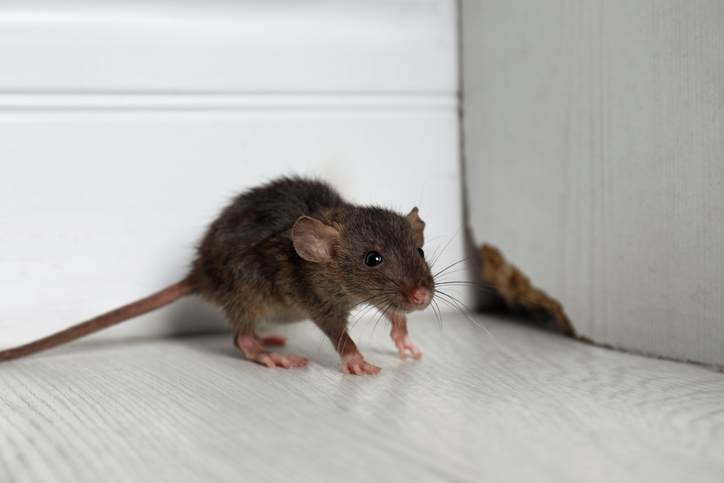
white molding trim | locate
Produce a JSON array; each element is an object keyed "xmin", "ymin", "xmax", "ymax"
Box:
[
  {"xmin": 0, "ymin": 0, "xmax": 457, "ymax": 93},
  {"xmin": 0, "ymin": 93, "xmax": 457, "ymax": 111}
]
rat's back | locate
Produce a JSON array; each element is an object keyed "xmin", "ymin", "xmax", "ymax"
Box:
[
  {"xmin": 216, "ymin": 177, "xmax": 346, "ymax": 244},
  {"xmin": 189, "ymin": 176, "xmax": 346, "ymax": 302}
]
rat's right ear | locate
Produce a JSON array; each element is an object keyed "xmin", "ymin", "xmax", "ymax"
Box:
[
  {"xmin": 406, "ymin": 207, "xmax": 425, "ymax": 246},
  {"xmin": 291, "ymin": 216, "xmax": 340, "ymax": 263}
]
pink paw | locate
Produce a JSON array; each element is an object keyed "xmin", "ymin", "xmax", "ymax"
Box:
[
  {"xmin": 341, "ymin": 353, "xmax": 382, "ymax": 376},
  {"xmin": 255, "ymin": 352, "xmax": 309, "ymax": 369},
  {"xmin": 390, "ymin": 328, "xmax": 422, "ymax": 360},
  {"xmin": 235, "ymin": 332, "xmax": 306, "ymax": 369}
]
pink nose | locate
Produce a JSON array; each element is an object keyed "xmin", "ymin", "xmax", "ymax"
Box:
[{"xmin": 410, "ymin": 287, "xmax": 430, "ymax": 306}]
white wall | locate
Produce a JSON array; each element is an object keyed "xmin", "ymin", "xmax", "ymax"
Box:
[
  {"xmin": 0, "ymin": 1, "xmax": 463, "ymax": 348},
  {"xmin": 462, "ymin": 1, "xmax": 724, "ymax": 366}
]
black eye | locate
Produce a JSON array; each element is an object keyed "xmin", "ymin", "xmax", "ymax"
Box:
[
  {"xmin": 364, "ymin": 251, "xmax": 383, "ymax": 267},
  {"xmin": 417, "ymin": 247, "xmax": 425, "ymax": 258}
]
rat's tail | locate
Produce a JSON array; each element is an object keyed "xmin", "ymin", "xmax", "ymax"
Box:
[{"xmin": 0, "ymin": 279, "xmax": 196, "ymax": 363}]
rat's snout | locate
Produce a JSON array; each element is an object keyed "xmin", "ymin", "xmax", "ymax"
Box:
[{"xmin": 410, "ymin": 287, "xmax": 431, "ymax": 306}]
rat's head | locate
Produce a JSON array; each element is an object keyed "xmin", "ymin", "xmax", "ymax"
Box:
[{"xmin": 291, "ymin": 206, "xmax": 435, "ymax": 314}]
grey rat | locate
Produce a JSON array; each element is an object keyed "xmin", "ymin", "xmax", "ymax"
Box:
[{"xmin": 0, "ymin": 176, "xmax": 435, "ymax": 375}]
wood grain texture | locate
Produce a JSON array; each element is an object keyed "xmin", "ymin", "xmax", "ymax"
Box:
[
  {"xmin": 461, "ymin": 0, "xmax": 724, "ymax": 366},
  {"xmin": 1, "ymin": 313, "xmax": 722, "ymax": 482}
]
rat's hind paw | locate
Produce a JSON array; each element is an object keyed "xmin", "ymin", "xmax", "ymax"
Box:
[
  {"xmin": 255, "ymin": 352, "xmax": 309, "ymax": 369},
  {"xmin": 341, "ymin": 353, "xmax": 382, "ymax": 376},
  {"xmin": 390, "ymin": 328, "xmax": 422, "ymax": 360},
  {"xmin": 235, "ymin": 332, "xmax": 307, "ymax": 369}
]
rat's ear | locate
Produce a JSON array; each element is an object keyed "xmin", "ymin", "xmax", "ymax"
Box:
[
  {"xmin": 292, "ymin": 216, "xmax": 340, "ymax": 263},
  {"xmin": 406, "ymin": 207, "xmax": 425, "ymax": 246}
]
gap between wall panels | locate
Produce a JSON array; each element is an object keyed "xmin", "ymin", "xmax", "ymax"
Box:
[{"xmin": 455, "ymin": 0, "xmax": 574, "ymax": 342}]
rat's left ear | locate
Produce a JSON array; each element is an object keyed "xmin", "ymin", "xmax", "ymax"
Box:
[
  {"xmin": 406, "ymin": 207, "xmax": 425, "ymax": 246},
  {"xmin": 292, "ymin": 216, "xmax": 340, "ymax": 263}
]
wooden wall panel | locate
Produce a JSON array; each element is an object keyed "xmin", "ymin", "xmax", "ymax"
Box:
[
  {"xmin": 462, "ymin": 0, "xmax": 724, "ymax": 366},
  {"xmin": 0, "ymin": 1, "xmax": 462, "ymax": 348}
]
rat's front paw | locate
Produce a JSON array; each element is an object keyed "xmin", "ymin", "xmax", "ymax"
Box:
[
  {"xmin": 341, "ymin": 353, "xmax": 382, "ymax": 376},
  {"xmin": 390, "ymin": 328, "xmax": 422, "ymax": 360}
]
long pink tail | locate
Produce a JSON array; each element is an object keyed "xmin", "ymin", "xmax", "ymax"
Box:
[{"xmin": 0, "ymin": 279, "xmax": 195, "ymax": 362}]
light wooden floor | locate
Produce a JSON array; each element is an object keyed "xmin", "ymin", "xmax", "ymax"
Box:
[{"xmin": 1, "ymin": 312, "xmax": 723, "ymax": 482}]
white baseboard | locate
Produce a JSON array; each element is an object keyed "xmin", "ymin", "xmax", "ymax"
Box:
[{"xmin": 0, "ymin": 1, "xmax": 463, "ymax": 348}]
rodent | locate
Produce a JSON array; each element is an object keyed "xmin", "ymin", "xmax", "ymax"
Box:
[{"xmin": 0, "ymin": 176, "xmax": 435, "ymax": 375}]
